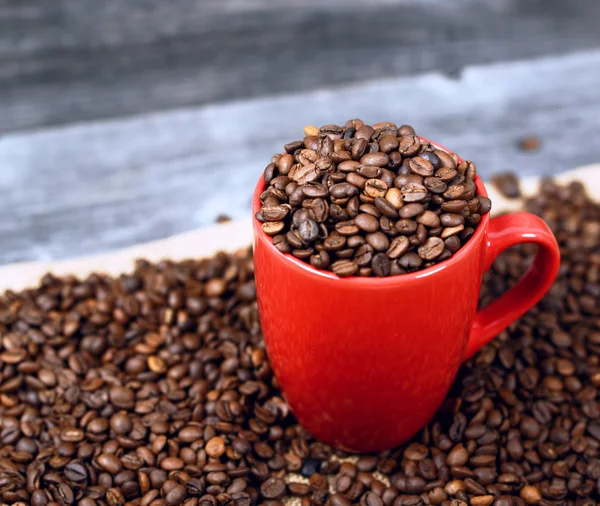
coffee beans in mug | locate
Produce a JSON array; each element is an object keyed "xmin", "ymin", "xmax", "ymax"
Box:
[{"xmin": 260, "ymin": 120, "xmax": 491, "ymax": 276}]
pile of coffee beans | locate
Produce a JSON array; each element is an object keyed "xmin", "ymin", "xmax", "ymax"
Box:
[
  {"xmin": 256, "ymin": 121, "xmax": 492, "ymax": 277},
  {"xmin": 0, "ymin": 178, "xmax": 598, "ymax": 506}
]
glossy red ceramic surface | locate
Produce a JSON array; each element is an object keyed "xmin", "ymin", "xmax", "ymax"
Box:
[{"xmin": 252, "ymin": 140, "xmax": 560, "ymax": 452}]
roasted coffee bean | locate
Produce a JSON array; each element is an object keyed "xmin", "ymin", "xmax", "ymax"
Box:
[
  {"xmin": 339, "ymin": 160, "xmax": 360, "ymax": 173},
  {"xmin": 292, "ymin": 248, "xmax": 314, "ymax": 259},
  {"xmin": 309, "ymin": 198, "xmax": 329, "ymax": 223},
  {"xmin": 356, "ymin": 125, "xmax": 375, "ymax": 141},
  {"xmin": 355, "ymin": 244, "xmax": 374, "ymax": 266},
  {"xmin": 371, "ymin": 253, "xmax": 391, "ymax": 277},
  {"xmin": 364, "ymin": 179, "xmax": 388, "ymax": 199},
  {"xmin": 332, "ymin": 259, "xmax": 359, "ymax": 277},
  {"xmin": 355, "ymin": 213, "xmax": 380, "ymax": 233},
  {"xmin": 398, "ymin": 135, "xmax": 420, "ymax": 156},
  {"xmin": 357, "ymin": 166, "xmax": 380, "ymax": 180},
  {"xmin": 444, "ymin": 235, "xmax": 461, "ymax": 253},
  {"xmin": 374, "ymin": 197, "xmax": 399, "ymax": 219},
  {"xmin": 440, "ymin": 214, "xmax": 464, "ymax": 227},
  {"xmin": 336, "ymin": 220, "xmax": 360, "ymax": 236},
  {"xmin": 424, "ymin": 177, "xmax": 447, "ymax": 194},
  {"xmin": 310, "ymin": 250, "xmax": 330, "ymax": 270},
  {"xmin": 352, "ymin": 138, "xmax": 368, "ymax": 160},
  {"xmin": 262, "ymin": 221, "xmax": 285, "ymax": 236},
  {"xmin": 398, "ymin": 252, "xmax": 423, "ymax": 271},
  {"xmin": 330, "ymin": 203, "xmax": 348, "ymax": 222},
  {"xmin": 347, "ymin": 172, "xmax": 368, "ymax": 189},
  {"xmin": 419, "ymin": 151, "xmax": 442, "ymax": 170},
  {"xmin": 361, "ymin": 152, "xmax": 390, "ymax": 167},
  {"xmin": 324, "ymin": 232, "xmax": 347, "ymax": 251},
  {"xmin": 366, "ymin": 232, "xmax": 390, "ymax": 252},
  {"xmin": 331, "ymin": 183, "xmax": 360, "ymax": 199},
  {"xmin": 408, "ymin": 157, "xmax": 434, "ymax": 177},
  {"xmin": 478, "ymin": 196, "xmax": 492, "ymax": 215},
  {"xmin": 395, "ymin": 219, "xmax": 418, "ymax": 235},
  {"xmin": 302, "ymin": 182, "xmax": 329, "ymax": 198},
  {"xmin": 401, "ymin": 183, "xmax": 428, "ymax": 202},
  {"xmin": 416, "ymin": 211, "xmax": 441, "ymax": 228},
  {"xmin": 298, "ymin": 219, "xmax": 319, "ymax": 243},
  {"xmin": 261, "ymin": 204, "xmax": 290, "ymax": 222},
  {"xmin": 386, "ymin": 236, "xmax": 410, "ymax": 259},
  {"xmin": 395, "ymin": 173, "xmax": 424, "ymax": 189},
  {"xmin": 399, "ymin": 203, "xmax": 425, "ymax": 219},
  {"xmin": 379, "ymin": 136, "xmax": 399, "ymax": 153},
  {"xmin": 492, "ymin": 172, "xmax": 521, "ymax": 199}
]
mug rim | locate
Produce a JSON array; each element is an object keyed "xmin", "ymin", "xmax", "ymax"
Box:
[{"xmin": 252, "ymin": 138, "xmax": 490, "ymax": 285}]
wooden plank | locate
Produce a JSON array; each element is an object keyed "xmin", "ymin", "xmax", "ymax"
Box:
[
  {"xmin": 2, "ymin": 0, "xmax": 600, "ymax": 132},
  {"xmin": 1, "ymin": 50, "xmax": 599, "ymax": 264}
]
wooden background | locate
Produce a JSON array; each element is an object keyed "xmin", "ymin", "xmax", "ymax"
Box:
[{"xmin": 1, "ymin": 0, "xmax": 600, "ymax": 263}]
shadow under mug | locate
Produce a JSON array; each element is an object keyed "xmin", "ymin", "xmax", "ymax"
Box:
[{"xmin": 252, "ymin": 139, "xmax": 560, "ymax": 452}]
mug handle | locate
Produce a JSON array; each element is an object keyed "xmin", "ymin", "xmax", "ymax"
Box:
[{"xmin": 464, "ymin": 212, "xmax": 561, "ymax": 360}]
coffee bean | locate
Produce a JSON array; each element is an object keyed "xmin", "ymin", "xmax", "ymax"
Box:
[
  {"xmin": 418, "ymin": 237, "xmax": 445, "ymax": 260},
  {"xmin": 335, "ymin": 220, "xmax": 360, "ymax": 236},
  {"xmin": 398, "ymin": 204, "xmax": 424, "ymax": 221},
  {"xmin": 408, "ymin": 157, "xmax": 434, "ymax": 177},
  {"xmin": 395, "ymin": 173, "xmax": 424, "ymax": 189},
  {"xmin": 366, "ymin": 232, "xmax": 390, "ymax": 252},
  {"xmin": 398, "ymin": 252, "xmax": 423, "ymax": 271},
  {"xmin": 311, "ymin": 250, "xmax": 331, "ymax": 269},
  {"xmin": 304, "ymin": 125, "xmax": 319, "ymax": 137},
  {"xmin": 379, "ymin": 136, "xmax": 399, "ymax": 153},
  {"xmin": 332, "ymin": 259, "xmax": 359, "ymax": 277},
  {"xmin": 351, "ymin": 138, "xmax": 368, "ymax": 160},
  {"xmin": 292, "ymin": 247, "xmax": 314, "ymax": 259},
  {"xmin": 435, "ymin": 168, "xmax": 459, "ymax": 185},
  {"xmin": 331, "ymin": 183, "xmax": 360, "ymax": 199},
  {"xmin": 416, "ymin": 211, "xmax": 440, "ymax": 228},
  {"xmin": 347, "ymin": 172, "xmax": 368, "ymax": 189},
  {"xmin": 97, "ymin": 453, "xmax": 123, "ymax": 474},
  {"xmin": 355, "ymin": 213, "xmax": 380, "ymax": 233},
  {"xmin": 374, "ymin": 197, "xmax": 399, "ymax": 219},
  {"xmin": 361, "ymin": 152, "xmax": 390, "ymax": 167},
  {"xmin": 492, "ymin": 172, "xmax": 521, "ymax": 199},
  {"xmin": 371, "ymin": 253, "xmax": 391, "ymax": 277},
  {"xmin": 401, "ymin": 183, "xmax": 428, "ymax": 202},
  {"xmin": 364, "ymin": 179, "xmax": 388, "ymax": 199},
  {"xmin": 478, "ymin": 196, "xmax": 492, "ymax": 215},
  {"xmin": 298, "ymin": 219, "xmax": 319, "ymax": 243},
  {"xmin": 419, "ymin": 151, "xmax": 442, "ymax": 169},
  {"xmin": 395, "ymin": 219, "xmax": 418, "ymax": 235},
  {"xmin": 262, "ymin": 221, "xmax": 285, "ymax": 236},
  {"xmin": 398, "ymin": 135, "xmax": 420, "ymax": 156},
  {"xmin": 261, "ymin": 478, "xmax": 286, "ymax": 499},
  {"xmin": 382, "ymin": 188, "xmax": 403, "ymax": 210},
  {"xmin": 423, "ymin": 177, "xmax": 447, "ymax": 194},
  {"xmin": 324, "ymin": 232, "xmax": 347, "ymax": 251},
  {"xmin": 261, "ymin": 205, "xmax": 291, "ymax": 222},
  {"xmin": 387, "ymin": 236, "xmax": 410, "ymax": 259}
]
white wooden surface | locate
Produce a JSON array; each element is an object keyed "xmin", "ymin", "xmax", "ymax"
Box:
[
  {"xmin": 0, "ymin": 164, "xmax": 598, "ymax": 293},
  {"xmin": 1, "ymin": 50, "xmax": 600, "ymax": 264}
]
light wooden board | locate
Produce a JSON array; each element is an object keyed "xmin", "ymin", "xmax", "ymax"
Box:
[
  {"xmin": 0, "ymin": 164, "xmax": 598, "ymax": 293},
  {"xmin": 1, "ymin": 50, "xmax": 600, "ymax": 264}
]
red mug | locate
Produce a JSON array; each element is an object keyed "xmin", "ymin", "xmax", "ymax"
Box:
[{"xmin": 252, "ymin": 139, "xmax": 560, "ymax": 452}]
